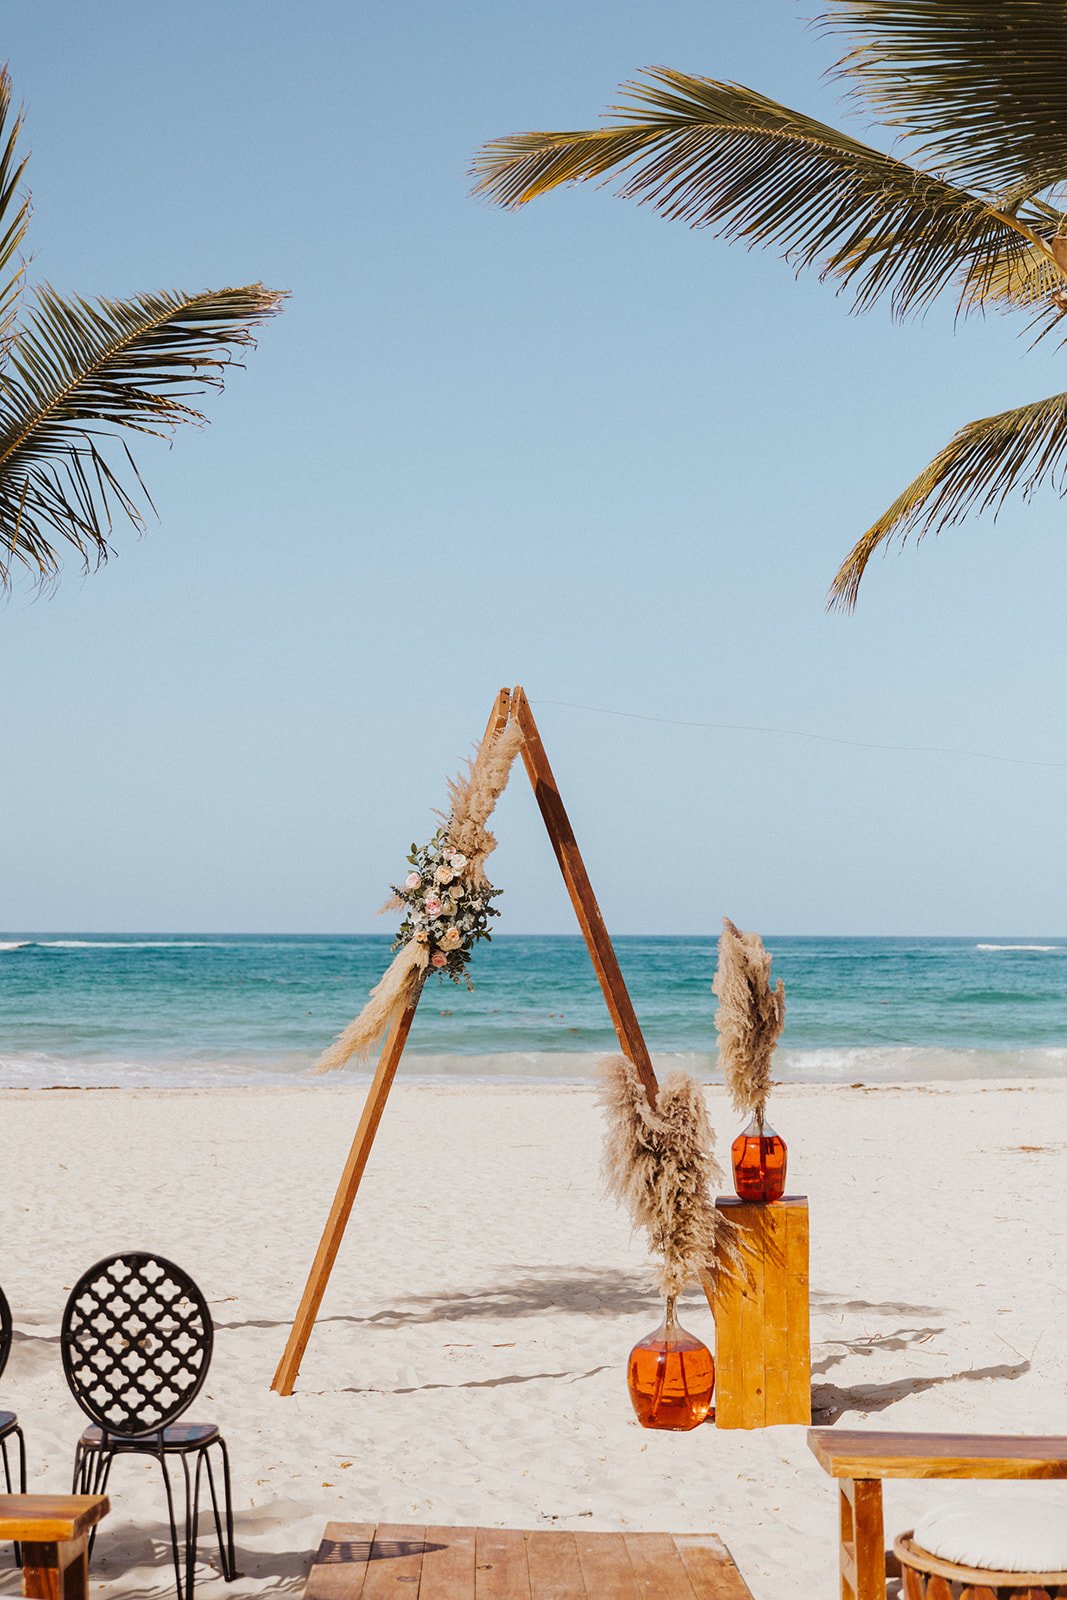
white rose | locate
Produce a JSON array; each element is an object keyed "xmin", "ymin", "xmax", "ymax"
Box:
[
  {"xmin": 450, "ymin": 852, "xmax": 467, "ymax": 870},
  {"xmin": 450, "ymin": 882, "xmax": 464, "ymax": 899},
  {"xmin": 435, "ymin": 865, "xmax": 454, "ymax": 885}
]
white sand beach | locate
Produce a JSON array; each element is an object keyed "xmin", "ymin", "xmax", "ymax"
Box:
[{"xmin": 0, "ymin": 1077, "xmax": 1065, "ymax": 1599}]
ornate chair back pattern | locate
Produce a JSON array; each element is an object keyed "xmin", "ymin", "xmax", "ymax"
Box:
[
  {"xmin": 0, "ymin": 1284, "xmax": 11, "ymax": 1383},
  {"xmin": 0, "ymin": 1280, "xmax": 10, "ymax": 1382},
  {"xmin": 61, "ymin": 1253, "xmax": 214, "ymax": 1436}
]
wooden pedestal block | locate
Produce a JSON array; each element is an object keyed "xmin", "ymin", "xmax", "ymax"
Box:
[{"xmin": 713, "ymin": 1195, "xmax": 811, "ymax": 1429}]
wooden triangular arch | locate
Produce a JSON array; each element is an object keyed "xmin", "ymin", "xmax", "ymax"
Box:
[{"xmin": 271, "ymin": 685, "xmax": 661, "ymax": 1395}]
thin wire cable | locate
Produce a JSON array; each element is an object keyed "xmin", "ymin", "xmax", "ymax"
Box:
[{"xmin": 533, "ymin": 699, "xmax": 1067, "ymax": 771}]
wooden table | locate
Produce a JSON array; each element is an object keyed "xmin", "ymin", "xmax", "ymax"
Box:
[
  {"xmin": 305, "ymin": 1522, "xmax": 754, "ymax": 1598},
  {"xmin": 808, "ymin": 1429, "xmax": 1067, "ymax": 1600},
  {"xmin": 0, "ymin": 1495, "xmax": 109, "ymax": 1600}
]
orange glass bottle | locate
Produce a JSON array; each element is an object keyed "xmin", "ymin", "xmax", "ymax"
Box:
[
  {"xmin": 731, "ymin": 1113, "xmax": 787, "ymax": 1202},
  {"xmin": 627, "ymin": 1299, "xmax": 715, "ymax": 1431}
]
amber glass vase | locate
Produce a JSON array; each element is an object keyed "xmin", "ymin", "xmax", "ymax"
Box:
[
  {"xmin": 627, "ymin": 1297, "xmax": 715, "ymax": 1431},
  {"xmin": 731, "ymin": 1113, "xmax": 787, "ymax": 1202}
]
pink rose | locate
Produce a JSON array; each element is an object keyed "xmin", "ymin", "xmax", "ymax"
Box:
[
  {"xmin": 405, "ymin": 872, "xmax": 422, "ymax": 890},
  {"xmin": 424, "ymin": 896, "xmax": 442, "ymax": 917},
  {"xmin": 431, "ymin": 951, "xmax": 448, "ymax": 968}
]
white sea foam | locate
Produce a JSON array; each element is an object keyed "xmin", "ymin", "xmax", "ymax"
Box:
[
  {"xmin": 35, "ymin": 940, "xmax": 219, "ymax": 950},
  {"xmin": 3, "ymin": 1045, "xmax": 1067, "ymax": 1091},
  {"xmin": 0, "ymin": 941, "xmax": 29, "ymax": 951},
  {"xmin": 976, "ymin": 943, "xmax": 1064, "ymax": 952}
]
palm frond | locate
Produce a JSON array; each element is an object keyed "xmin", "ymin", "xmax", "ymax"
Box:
[
  {"xmin": 472, "ymin": 69, "xmax": 1058, "ymax": 319},
  {"xmin": 0, "ymin": 282, "xmax": 284, "ymax": 586},
  {"xmin": 829, "ymin": 388, "xmax": 1067, "ymax": 608},
  {"xmin": 823, "ymin": 1, "xmax": 1067, "ymax": 198},
  {"xmin": 0, "ymin": 66, "xmax": 31, "ymax": 349}
]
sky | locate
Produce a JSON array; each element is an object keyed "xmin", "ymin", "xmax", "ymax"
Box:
[{"xmin": 3, "ymin": 0, "xmax": 1066, "ymax": 937}]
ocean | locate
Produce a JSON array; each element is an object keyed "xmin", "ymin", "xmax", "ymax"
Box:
[{"xmin": 1, "ymin": 934, "xmax": 1065, "ymax": 1088}]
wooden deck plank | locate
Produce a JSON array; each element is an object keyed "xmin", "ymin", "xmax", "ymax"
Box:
[
  {"xmin": 475, "ymin": 1527, "xmax": 531, "ymax": 1600},
  {"xmin": 525, "ymin": 1530, "xmax": 586, "ymax": 1599},
  {"xmin": 808, "ymin": 1430, "xmax": 1067, "ymax": 1480},
  {"xmin": 623, "ymin": 1532, "xmax": 698, "ymax": 1600},
  {"xmin": 305, "ymin": 1522, "xmax": 378, "ymax": 1600},
  {"xmin": 673, "ymin": 1535, "xmax": 755, "ymax": 1599},
  {"xmin": 421, "ymin": 1525, "xmax": 478, "ymax": 1599},
  {"xmin": 572, "ymin": 1532, "xmax": 642, "ymax": 1600},
  {"xmin": 304, "ymin": 1524, "xmax": 753, "ymax": 1599},
  {"xmin": 360, "ymin": 1524, "xmax": 426, "ymax": 1598}
]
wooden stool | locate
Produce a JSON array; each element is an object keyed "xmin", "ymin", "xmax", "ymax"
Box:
[
  {"xmin": 713, "ymin": 1195, "xmax": 811, "ymax": 1428},
  {"xmin": 895, "ymin": 1528, "xmax": 1067, "ymax": 1598},
  {"xmin": 0, "ymin": 1495, "xmax": 108, "ymax": 1599},
  {"xmin": 808, "ymin": 1429, "xmax": 1067, "ymax": 1600}
]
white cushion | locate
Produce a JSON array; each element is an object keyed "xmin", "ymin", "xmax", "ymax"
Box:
[{"xmin": 914, "ymin": 1494, "xmax": 1067, "ymax": 1574}]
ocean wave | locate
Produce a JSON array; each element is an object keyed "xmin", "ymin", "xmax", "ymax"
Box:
[
  {"xmin": 34, "ymin": 940, "xmax": 220, "ymax": 950},
  {"xmin": 3, "ymin": 1045, "xmax": 1067, "ymax": 1090},
  {"xmin": 976, "ymin": 944, "xmax": 1064, "ymax": 952},
  {"xmin": 0, "ymin": 941, "xmax": 29, "ymax": 952}
]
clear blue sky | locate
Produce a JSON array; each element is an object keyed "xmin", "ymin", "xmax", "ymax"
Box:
[{"xmin": 3, "ymin": 0, "xmax": 1065, "ymax": 936}]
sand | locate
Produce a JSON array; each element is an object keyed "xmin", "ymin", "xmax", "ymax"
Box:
[{"xmin": 0, "ymin": 1077, "xmax": 1065, "ymax": 1598}]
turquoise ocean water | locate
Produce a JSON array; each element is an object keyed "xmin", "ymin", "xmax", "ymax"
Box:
[{"xmin": 1, "ymin": 934, "xmax": 1065, "ymax": 1087}]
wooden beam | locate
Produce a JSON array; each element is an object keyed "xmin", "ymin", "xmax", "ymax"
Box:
[
  {"xmin": 509, "ymin": 686, "xmax": 658, "ymax": 1106},
  {"xmin": 271, "ymin": 989, "xmax": 423, "ymax": 1395}
]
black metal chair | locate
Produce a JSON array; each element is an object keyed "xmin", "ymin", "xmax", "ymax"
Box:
[
  {"xmin": 0, "ymin": 1282, "xmax": 27, "ymax": 1566},
  {"xmin": 62, "ymin": 1252, "xmax": 236, "ymax": 1600}
]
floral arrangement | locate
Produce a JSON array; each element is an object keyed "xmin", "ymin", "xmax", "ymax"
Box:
[
  {"xmin": 391, "ymin": 828, "xmax": 501, "ymax": 986},
  {"xmin": 314, "ymin": 716, "xmax": 524, "ymax": 1073}
]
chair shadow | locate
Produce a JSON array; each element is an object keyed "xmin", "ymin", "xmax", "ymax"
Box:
[{"xmin": 813, "ymin": 1357, "xmax": 1030, "ymax": 1422}]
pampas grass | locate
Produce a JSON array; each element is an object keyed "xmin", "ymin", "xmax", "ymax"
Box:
[
  {"xmin": 313, "ymin": 938, "xmax": 427, "ymax": 1074},
  {"xmin": 598, "ymin": 1054, "xmax": 726, "ymax": 1298},
  {"xmin": 446, "ymin": 719, "xmax": 524, "ymax": 884},
  {"xmin": 712, "ymin": 917, "xmax": 785, "ymax": 1121}
]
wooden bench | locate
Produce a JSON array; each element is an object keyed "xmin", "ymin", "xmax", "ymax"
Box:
[
  {"xmin": 808, "ymin": 1428, "xmax": 1067, "ymax": 1600},
  {"xmin": 0, "ymin": 1494, "xmax": 109, "ymax": 1600},
  {"xmin": 305, "ymin": 1522, "xmax": 754, "ymax": 1598}
]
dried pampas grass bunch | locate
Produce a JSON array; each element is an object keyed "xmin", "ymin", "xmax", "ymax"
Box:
[
  {"xmin": 598, "ymin": 1055, "xmax": 726, "ymax": 1299},
  {"xmin": 314, "ymin": 719, "xmax": 524, "ymax": 1074},
  {"xmin": 446, "ymin": 718, "xmax": 524, "ymax": 885},
  {"xmin": 712, "ymin": 917, "xmax": 785, "ymax": 1121}
]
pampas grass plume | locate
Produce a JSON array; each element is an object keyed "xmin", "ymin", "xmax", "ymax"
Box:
[
  {"xmin": 712, "ymin": 917, "xmax": 785, "ymax": 1120},
  {"xmin": 598, "ymin": 1055, "xmax": 726, "ymax": 1298}
]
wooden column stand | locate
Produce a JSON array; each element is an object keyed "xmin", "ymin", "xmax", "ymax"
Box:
[
  {"xmin": 272, "ymin": 685, "xmax": 661, "ymax": 1395},
  {"xmin": 0, "ymin": 1495, "xmax": 109, "ymax": 1600},
  {"xmin": 712, "ymin": 1195, "xmax": 811, "ymax": 1429}
]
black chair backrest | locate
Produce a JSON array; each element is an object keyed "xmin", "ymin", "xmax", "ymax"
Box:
[
  {"xmin": 61, "ymin": 1253, "xmax": 214, "ymax": 1437},
  {"xmin": 0, "ymin": 1284, "xmax": 11, "ymax": 1384}
]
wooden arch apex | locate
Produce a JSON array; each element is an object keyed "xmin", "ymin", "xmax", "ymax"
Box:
[{"xmin": 271, "ymin": 686, "xmax": 658, "ymax": 1395}]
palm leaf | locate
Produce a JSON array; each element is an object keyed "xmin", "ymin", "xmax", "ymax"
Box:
[
  {"xmin": 0, "ymin": 66, "xmax": 31, "ymax": 349},
  {"xmin": 824, "ymin": 1, "xmax": 1067, "ymax": 198},
  {"xmin": 0, "ymin": 282, "xmax": 284, "ymax": 586},
  {"xmin": 829, "ymin": 388, "xmax": 1067, "ymax": 608},
  {"xmin": 472, "ymin": 69, "xmax": 1059, "ymax": 319}
]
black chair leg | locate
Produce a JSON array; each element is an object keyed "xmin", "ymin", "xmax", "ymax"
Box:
[
  {"xmin": 85, "ymin": 1448, "xmax": 113, "ymax": 1560},
  {"xmin": 200, "ymin": 1439, "xmax": 236, "ymax": 1580},
  {"xmin": 179, "ymin": 1450, "xmax": 197, "ymax": 1600},
  {"xmin": 154, "ymin": 1448, "xmax": 186, "ymax": 1600},
  {"xmin": 2, "ymin": 1430, "xmax": 25, "ymax": 1567}
]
